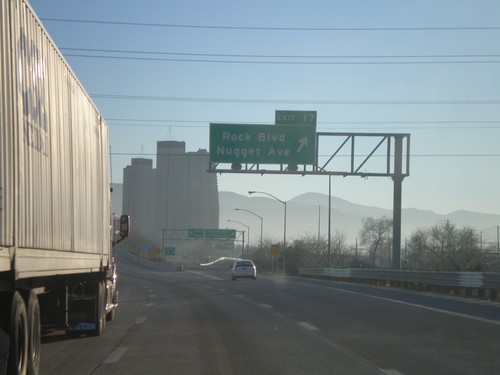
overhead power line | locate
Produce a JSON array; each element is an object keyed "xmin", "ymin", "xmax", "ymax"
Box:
[
  {"xmin": 62, "ymin": 47, "xmax": 500, "ymax": 60},
  {"xmin": 92, "ymin": 94, "xmax": 500, "ymax": 105},
  {"xmin": 63, "ymin": 52, "xmax": 500, "ymax": 65},
  {"xmin": 42, "ymin": 18, "xmax": 500, "ymax": 32},
  {"xmin": 106, "ymin": 118, "xmax": 500, "ymax": 130},
  {"xmin": 108, "ymin": 118, "xmax": 500, "ymax": 125}
]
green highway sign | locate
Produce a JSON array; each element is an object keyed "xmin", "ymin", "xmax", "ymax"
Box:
[
  {"xmin": 189, "ymin": 228, "xmax": 236, "ymax": 239},
  {"xmin": 164, "ymin": 247, "xmax": 176, "ymax": 255},
  {"xmin": 188, "ymin": 228, "xmax": 204, "ymax": 238},
  {"xmin": 209, "ymin": 123, "xmax": 316, "ymax": 164},
  {"xmin": 275, "ymin": 110, "xmax": 317, "ymax": 127},
  {"xmin": 204, "ymin": 229, "xmax": 236, "ymax": 239}
]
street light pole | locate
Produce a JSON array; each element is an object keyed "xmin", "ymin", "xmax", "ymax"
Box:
[
  {"xmin": 235, "ymin": 208, "xmax": 263, "ymax": 250},
  {"xmin": 328, "ymin": 175, "xmax": 332, "ymax": 268},
  {"xmin": 248, "ymin": 191, "xmax": 287, "ymax": 273},
  {"xmin": 227, "ymin": 219, "xmax": 249, "ymax": 257}
]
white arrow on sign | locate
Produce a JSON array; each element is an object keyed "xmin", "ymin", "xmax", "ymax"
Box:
[{"xmin": 297, "ymin": 137, "xmax": 308, "ymax": 153}]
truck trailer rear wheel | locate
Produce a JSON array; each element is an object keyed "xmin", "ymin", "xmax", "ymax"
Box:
[
  {"xmin": 93, "ymin": 281, "xmax": 106, "ymax": 336},
  {"xmin": 100, "ymin": 281, "xmax": 107, "ymax": 334},
  {"xmin": 21, "ymin": 290, "xmax": 41, "ymax": 375},
  {"xmin": 7, "ymin": 292, "xmax": 28, "ymax": 375}
]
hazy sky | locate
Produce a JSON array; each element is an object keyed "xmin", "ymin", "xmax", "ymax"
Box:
[{"xmin": 29, "ymin": 0, "xmax": 500, "ymax": 215}]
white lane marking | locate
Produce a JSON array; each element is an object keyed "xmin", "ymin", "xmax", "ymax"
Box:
[
  {"xmin": 103, "ymin": 346, "xmax": 128, "ymax": 364},
  {"xmin": 215, "ymin": 281, "xmax": 385, "ymax": 373},
  {"xmin": 382, "ymin": 370, "xmax": 406, "ymax": 375},
  {"xmin": 187, "ymin": 270, "xmax": 223, "ymax": 280},
  {"xmin": 146, "ymin": 302, "xmax": 154, "ymax": 307},
  {"xmin": 323, "ymin": 285, "xmax": 500, "ymax": 327},
  {"xmin": 296, "ymin": 321, "xmax": 384, "ymax": 374},
  {"xmin": 297, "ymin": 321, "xmax": 319, "ymax": 331},
  {"xmin": 149, "ymin": 294, "xmax": 156, "ymax": 298},
  {"xmin": 440, "ymin": 295, "xmax": 500, "ymax": 306},
  {"xmin": 260, "ymin": 304, "xmax": 273, "ymax": 309},
  {"xmin": 136, "ymin": 316, "xmax": 147, "ymax": 324},
  {"xmin": 461, "ymin": 299, "xmax": 500, "ymax": 306}
]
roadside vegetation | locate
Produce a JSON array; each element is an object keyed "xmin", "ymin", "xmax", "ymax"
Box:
[
  {"xmin": 121, "ymin": 217, "xmax": 499, "ymax": 274},
  {"xmin": 245, "ymin": 217, "xmax": 500, "ymax": 274}
]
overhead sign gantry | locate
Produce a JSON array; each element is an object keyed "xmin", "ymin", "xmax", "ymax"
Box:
[{"xmin": 207, "ymin": 110, "xmax": 410, "ymax": 269}]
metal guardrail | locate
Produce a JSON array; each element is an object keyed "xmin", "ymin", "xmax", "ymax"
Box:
[{"xmin": 298, "ymin": 268, "xmax": 500, "ymax": 291}]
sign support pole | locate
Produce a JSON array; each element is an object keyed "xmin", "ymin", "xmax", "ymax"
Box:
[{"xmin": 392, "ymin": 135, "xmax": 405, "ymax": 269}]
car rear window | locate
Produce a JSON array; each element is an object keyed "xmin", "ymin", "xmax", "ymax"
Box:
[{"xmin": 236, "ymin": 261, "xmax": 253, "ymax": 267}]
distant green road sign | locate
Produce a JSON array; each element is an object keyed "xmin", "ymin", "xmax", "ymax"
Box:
[
  {"xmin": 209, "ymin": 123, "xmax": 315, "ymax": 164},
  {"xmin": 275, "ymin": 110, "xmax": 317, "ymax": 127},
  {"xmin": 204, "ymin": 229, "xmax": 236, "ymax": 239},
  {"xmin": 164, "ymin": 247, "xmax": 176, "ymax": 255},
  {"xmin": 188, "ymin": 228, "xmax": 204, "ymax": 238},
  {"xmin": 188, "ymin": 228, "xmax": 236, "ymax": 239}
]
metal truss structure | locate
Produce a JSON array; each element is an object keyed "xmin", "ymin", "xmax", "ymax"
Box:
[{"xmin": 208, "ymin": 132, "xmax": 410, "ymax": 178}]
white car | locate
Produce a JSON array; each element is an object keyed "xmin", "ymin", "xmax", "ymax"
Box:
[{"xmin": 231, "ymin": 259, "xmax": 256, "ymax": 281}]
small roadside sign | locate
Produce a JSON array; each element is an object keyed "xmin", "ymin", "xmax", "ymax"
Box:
[{"xmin": 271, "ymin": 244, "xmax": 281, "ymax": 256}]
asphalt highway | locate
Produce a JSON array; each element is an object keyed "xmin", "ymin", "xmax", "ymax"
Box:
[{"xmin": 40, "ymin": 250, "xmax": 500, "ymax": 374}]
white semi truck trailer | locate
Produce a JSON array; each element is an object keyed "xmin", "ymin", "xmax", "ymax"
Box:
[{"xmin": 0, "ymin": 1, "xmax": 129, "ymax": 374}]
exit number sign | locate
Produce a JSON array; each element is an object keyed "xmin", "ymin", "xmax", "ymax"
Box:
[{"xmin": 275, "ymin": 110, "xmax": 317, "ymax": 127}]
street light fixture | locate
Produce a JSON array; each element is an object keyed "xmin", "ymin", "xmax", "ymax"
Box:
[
  {"xmin": 248, "ymin": 191, "xmax": 287, "ymax": 273},
  {"xmin": 227, "ymin": 219, "xmax": 249, "ymax": 257},
  {"xmin": 234, "ymin": 208, "xmax": 263, "ymax": 250}
]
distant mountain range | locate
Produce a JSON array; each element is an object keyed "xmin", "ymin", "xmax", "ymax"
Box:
[
  {"xmin": 220, "ymin": 191, "xmax": 500, "ymax": 246},
  {"xmin": 112, "ymin": 183, "xmax": 498, "ymax": 247}
]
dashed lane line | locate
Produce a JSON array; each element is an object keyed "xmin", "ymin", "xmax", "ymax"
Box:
[
  {"xmin": 103, "ymin": 346, "xmax": 128, "ymax": 364},
  {"xmin": 297, "ymin": 321, "xmax": 319, "ymax": 331}
]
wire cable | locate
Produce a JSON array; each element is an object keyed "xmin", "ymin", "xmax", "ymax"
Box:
[
  {"xmin": 106, "ymin": 119, "xmax": 500, "ymax": 130},
  {"xmin": 61, "ymin": 47, "xmax": 500, "ymax": 60},
  {"xmin": 64, "ymin": 53, "xmax": 500, "ymax": 65},
  {"xmin": 41, "ymin": 18, "xmax": 500, "ymax": 32},
  {"xmin": 92, "ymin": 94, "xmax": 500, "ymax": 105}
]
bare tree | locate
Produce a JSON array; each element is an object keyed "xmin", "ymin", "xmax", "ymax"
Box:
[
  {"xmin": 331, "ymin": 230, "xmax": 350, "ymax": 267},
  {"xmin": 406, "ymin": 228, "xmax": 430, "ymax": 269},
  {"xmin": 429, "ymin": 220, "xmax": 456, "ymax": 270},
  {"xmin": 406, "ymin": 221, "xmax": 485, "ymax": 271},
  {"xmin": 359, "ymin": 217, "xmax": 393, "ymax": 267}
]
